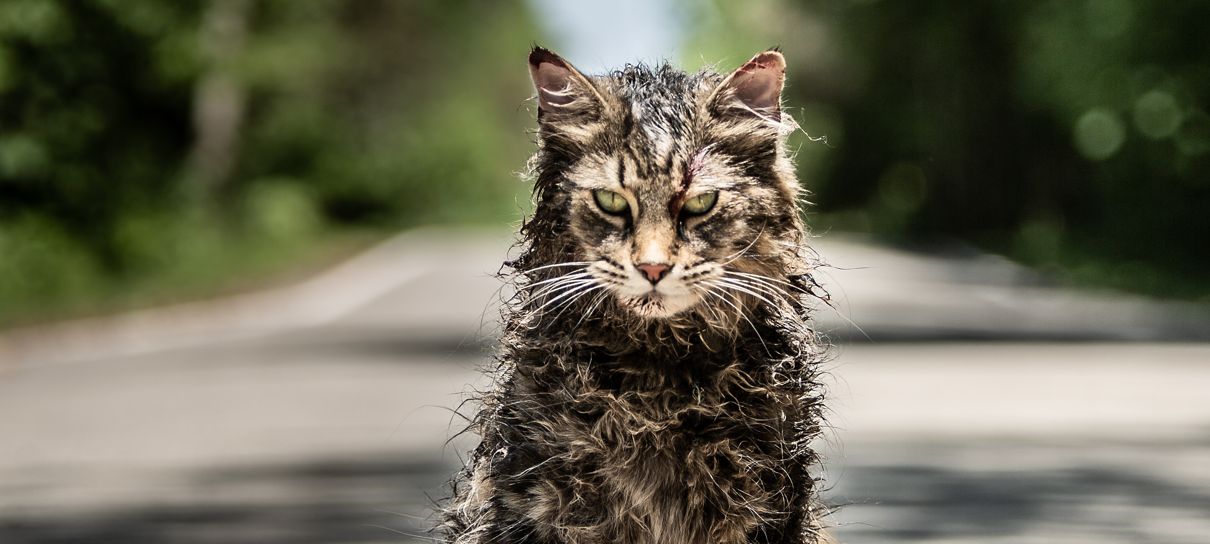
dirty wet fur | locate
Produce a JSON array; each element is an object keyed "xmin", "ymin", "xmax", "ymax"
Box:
[{"xmin": 440, "ymin": 47, "xmax": 834, "ymax": 543}]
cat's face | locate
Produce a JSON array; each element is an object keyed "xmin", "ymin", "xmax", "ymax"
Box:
[{"xmin": 528, "ymin": 49, "xmax": 801, "ymax": 320}]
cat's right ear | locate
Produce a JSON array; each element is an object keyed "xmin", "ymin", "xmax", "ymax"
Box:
[
  {"xmin": 528, "ymin": 47, "xmax": 604, "ymax": 120},
  {"xmin": 708, "ymin": 50, "xmax": 786, "ymax": 122}
]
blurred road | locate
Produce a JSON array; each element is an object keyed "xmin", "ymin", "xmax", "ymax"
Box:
[{"xmin": 2, "ymin": 229, "xmax": 1209, "ymax": 543}]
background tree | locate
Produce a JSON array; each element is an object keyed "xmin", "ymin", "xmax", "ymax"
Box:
[
  {"xmin": 0, "ymin": 0, "xmax": 538, "ymax": 325},
  {"xmin": 685, "ymin": 0, "xmax": 1210, "ymax": 299}
]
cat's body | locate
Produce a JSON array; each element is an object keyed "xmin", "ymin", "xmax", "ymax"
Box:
[{"xmin": 441, "ymin": 48, "xmax": 831, "ymax": 544}]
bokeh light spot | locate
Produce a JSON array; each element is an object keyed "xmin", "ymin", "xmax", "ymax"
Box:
[
  {"xmin": 0, "ymin": 0, "xmax": 72, "ymax": 44},
  {"xmin": 0, "ymin": 135, "xmax": 49, "ymax": 178},
  {"xmin": 1133, "ymin": 90, "xmax": 1181, "ymax": 140},
  {"xmin": 1074, "ymin": 109, "xmax": 1126, "ymax": 161}
]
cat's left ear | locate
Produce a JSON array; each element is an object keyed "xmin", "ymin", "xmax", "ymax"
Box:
[
  {"xmin": 528, "ymin": 46, "xmax": 605, "ymax": 119},
  {"xmin": 709, "ymin": 50, "xmax": 786, "ymax": 120}
]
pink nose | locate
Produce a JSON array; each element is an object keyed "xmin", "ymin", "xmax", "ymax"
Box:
[{"xmin": 636, "ymin": 263, "xmax": 671, "ymax": 284}]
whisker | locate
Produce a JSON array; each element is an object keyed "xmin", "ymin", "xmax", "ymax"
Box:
[
  {"xmin": 726, "ymin": 270, "xmax": 812, "ymax": 294},
  {"xmin": 526, "ymin": 279, "xmax": 598, "ymax": 314},
  {"xmin": 695, "ymin": 282, "xmax": 770, "ymax": 355},
  {"xmin": 527, "ymin": 276, "xmax": 595, "ymax": 301},
  {"xmin": 722, "ymin": 275, "xmax": 797, "ymax": 301},
  {"xmin": 572, "ymin": 289, "xmax": 613, "ymax": 330},
  {"xmin": 516, "ymin": 261, "xmax": 593, "ymax": 274},
  {"xmin": 542, "ymin": 283, "xmax": 608, "ymax": 326},
  {"xmin": 523, "ymin": 271, "xmax": 592, "ymax": 290},
  {"xmin": 727, "ymin": 272, "xmax": 868, "ymax": 340},
  {"xmin": 706, "ymin": 278, "xmax": 784, "ymax": 310},
  {"xmin": 719, "ymin": 223, "xmax": 769, "ymax": 266},
  {"xmin": 688, "ymin": 283, "xmax": 734, "ymax": 330}
]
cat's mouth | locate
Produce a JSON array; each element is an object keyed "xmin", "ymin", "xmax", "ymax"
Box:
[
  {"xmin": 639, "ymin": 292, "xmax": 664, "ymax": 304},
  {"xmin": 625, "ymin": 291, "xmax": 695, "ymax": 319},
  {"xmin": 631, "ymin": 293, "xmax": 668, "ymax": 315}
]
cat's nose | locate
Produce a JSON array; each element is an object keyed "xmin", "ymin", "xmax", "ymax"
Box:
[{"xmin": 636, "ymin": 263, "xmax": 671, "ymax": 284}]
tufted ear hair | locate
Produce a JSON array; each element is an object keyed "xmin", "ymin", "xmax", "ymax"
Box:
[
  {"xmin": 528, "ymin": 46, "xmax": 605, "ymax": 120},
  {"xmin": 709, "ymin": 50, "xmax": 786, "ymax": 121}
]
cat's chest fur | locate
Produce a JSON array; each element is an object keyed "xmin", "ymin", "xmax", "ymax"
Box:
[{"xmin": 497, "ymin": 351, "xmax": 798, "ymax": 544}]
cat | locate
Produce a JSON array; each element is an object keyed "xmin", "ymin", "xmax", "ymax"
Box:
[{"xmin": 440, "ymin": 47, "xmax": 832, "ymax": 544}]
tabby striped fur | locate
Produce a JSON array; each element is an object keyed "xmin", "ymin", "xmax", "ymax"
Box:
[{"xmin": 440, "ymin": 47, "xmax": 833, "ymax": 544}]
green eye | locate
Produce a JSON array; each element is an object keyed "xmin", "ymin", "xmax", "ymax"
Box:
[
  {"xmin": 593, "ymin": 189, "xmax": 630, "ymax": 215},
  {"xmin": 681, "ymin": 191, "xmax": 718, "ymax": 216}
]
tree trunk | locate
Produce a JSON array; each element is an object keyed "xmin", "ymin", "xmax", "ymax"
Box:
[{"xmin": 188, "ymin": 0, "xmax": 252, "ymax": 196}]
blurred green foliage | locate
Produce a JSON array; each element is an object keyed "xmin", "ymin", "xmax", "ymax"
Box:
[
  {"xmin": 2, "ymin": 1, "xmax": 1208, "ymax": 327},
  {"xmin": 686, "ymin": 0, "xmax": 1210, "ymax": 301},
  {"xmin": 0, "ymin": 0, "xmax": 537, "ymax": 325}
]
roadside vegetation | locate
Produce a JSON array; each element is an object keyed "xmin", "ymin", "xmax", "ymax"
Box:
[
  {"xmin": 685, "ymin": 1, "xmax": 1210, "ymax": 302},
  {"xmin": 0, "ymin": 1, "xmax": 537, "ymax": 326},
  {"xmin": 2, "ymin": 0, "xmax": 1206, "ymax": 328}
]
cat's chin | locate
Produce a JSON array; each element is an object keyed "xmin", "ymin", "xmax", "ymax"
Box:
[{"xmin": 623, "ymin": 293, "xmax": 697, "ymax": 319}]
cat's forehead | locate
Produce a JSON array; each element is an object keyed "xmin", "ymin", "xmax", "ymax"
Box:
[
  {"xmin": 567, "ymin": 65, "xmax": 723, "ymax": 185},
  {"xmin": 603, "ymin": 65, "xmax": 716, "ymax": 137}
]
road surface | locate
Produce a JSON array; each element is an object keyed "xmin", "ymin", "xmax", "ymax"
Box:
[{"xmin": 2, "ymin": 229, "xmax": 1208, "ymax": 543}]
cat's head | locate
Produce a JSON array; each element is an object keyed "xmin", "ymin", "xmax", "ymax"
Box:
[{"xmin": 524, "ymin": 47, "xmax": 805, "ymax": 322}]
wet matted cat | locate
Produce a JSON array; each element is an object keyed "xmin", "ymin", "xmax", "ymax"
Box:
[{"xmin": 441, "ymin": 47, "xmax": 832, "ymax": 544}]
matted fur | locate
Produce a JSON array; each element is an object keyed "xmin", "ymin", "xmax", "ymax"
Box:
[{"xmin": 440, "ymin": 48, "xmax": 833, "ymax": 544}]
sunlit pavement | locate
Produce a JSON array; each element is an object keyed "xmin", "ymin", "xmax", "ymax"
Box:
[{"xmin": 2, "ymin": 229, "xmax": 1209, "ymax": 543}]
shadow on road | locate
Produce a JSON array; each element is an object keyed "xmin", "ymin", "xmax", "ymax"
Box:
[
  {"xmin": 6, "ymin": 439, "xmax": 1210, "ymax": 543},
  {"xmin": 1, "ymin": 456, "xmax": 451, "ymax": 544},
  {"xmin": 832, "ymin": 440, "xmax": 1210, "ymax": 543}
]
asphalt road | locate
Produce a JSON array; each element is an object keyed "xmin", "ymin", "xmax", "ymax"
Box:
[{"xmin": 2, "ymin": 229, "xmax": 1208, "ymax": 543}]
